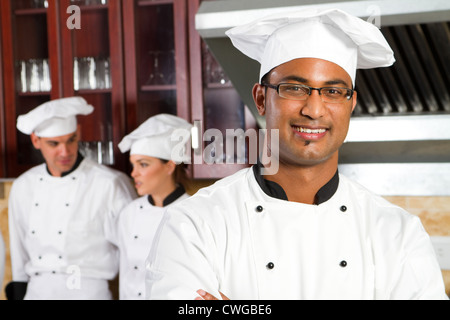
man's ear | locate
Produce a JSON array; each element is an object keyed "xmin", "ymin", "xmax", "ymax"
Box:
[
  {"xmin": 351, "ymin": 90, "xmax": 358, "ymax": 113},
  {"xmin": 30, "ymin": 133, "xmax": 41, "ymax": 150},
  {"xmin": 252, "ymin": 83, "xmax": 266, "ymax": 116}
]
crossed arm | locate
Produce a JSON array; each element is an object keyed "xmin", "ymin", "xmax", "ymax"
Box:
[{"xmin": 196, "ymin": 290, "xmax": 230, "ymax": 301}]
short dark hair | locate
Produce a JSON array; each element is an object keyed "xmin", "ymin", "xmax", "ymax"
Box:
[{"xmin": 260, "ymin": 72, "xmax": 271, "ymax": 85}]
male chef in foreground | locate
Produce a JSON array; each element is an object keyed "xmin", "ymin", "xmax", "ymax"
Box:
[
  {"xmin": 146, "ymin": 9, "xmax": 447, "ymax": 300},
  {"xmin": 7, "ymin": 97, "xmax": 136, "ymax": 300}
]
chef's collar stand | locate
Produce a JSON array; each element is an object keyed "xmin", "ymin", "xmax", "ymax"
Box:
[
  {"xmin": 45, "ymin": 152, "xmax": 84, "ymax": 178},
  {"xmin": 253, "ymin": 160, "xmax": 339, "ymax": 205},
  {"xmin": 148, "ymin": 185, "xmax": 186, "ymax": 207},
  {"xmin": 226, "ymin": 8, "xmax": 395, "ymax": 86}
]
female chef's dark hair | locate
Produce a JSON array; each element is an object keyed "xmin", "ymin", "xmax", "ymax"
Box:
[{"xmin": 160, "ymin": 159, "xmax": 191, "ymax": 192}]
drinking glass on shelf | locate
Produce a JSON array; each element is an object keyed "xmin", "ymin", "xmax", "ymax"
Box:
[
  {"xmin": 79, "ymin": 141, "xmax": 114, "ymax": 165},
  {"xmin": 74, "ymin": 57, "xmax": 110, "ymax": 91},
  {"xmin": 73, "ymin": 58, "xmax": 80, "ymax": 91},
  {"xmin": 17, "ymin": 60, "xmax": 27, "ymax": 93},
  {"xmin": 163, "ymin": 50, "xmax": 176, "ymax": 85},
  {"xmin": 40, "ymin": 59, "xmax": 51, "ymax": 92},
  {"xmin": 87, "ymin": 57, "xmax": 97, "ymax": 89},
  {"xmin": 74, "ymin": 57, "xmax": 98, "ymax": 90},
  {"xmin": 70, "ymin": 0, "xmax": 108, "ymax": 5},
  {"xmin": 146, "ymin": 51, "xmax": 165, "ymax": 85},
  {"xmin": 95, "ymin": 57, "xmax": 111, "ymax": 90},
  {"xmin": 27, "ymin": 59, "xmax": 40, "ymax": 92},
  {"xmin": 16, "ymin": 59, "xmax": 51, "ymax": 93},
  {"xmin": 33, "ymin": 0, "xmax": 48, "ymax": 8},
  {"xmin": 203, "ymin": 46, "xmax": 230, "ymax": 86}
]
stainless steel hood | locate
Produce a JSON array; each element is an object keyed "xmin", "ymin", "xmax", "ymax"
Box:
[{"xmin": 196, "ymin": 0, "xmax": 450, "ymax": 196}]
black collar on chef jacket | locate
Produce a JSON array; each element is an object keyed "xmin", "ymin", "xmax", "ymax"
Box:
[
  {"xmin": 45, "ymin": 152, "xmax": 84, "ymax": 177},
  {"xmin": 252, "ymin": 159, "xmax": 339, "ymax": 205},
  {"xmin": 148, "ymin": 185, "xmax": 186, "ymax": 207}
]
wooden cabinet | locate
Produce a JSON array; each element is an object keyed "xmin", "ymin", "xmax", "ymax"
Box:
[
  {"xmin": 188, "ymin": 0, "xmax": 257, "ymax": 178},
  {"xmin": 122, "ymin": 0, "xmax": 190, "ymax": 129},
  {"xmin": 0, "ymin": 0, "xmax": 255, "ymax": 179},
  {"xmin": 59, "ymin": 0, "xmax": 127, "ymax": 169},
  {"xmin": 1, "ymin": 0, "xmax": 58, "ymax": 177},
  {"xmin": 1, "ymin": 0, "xmax": 127, "ymax": 176}
]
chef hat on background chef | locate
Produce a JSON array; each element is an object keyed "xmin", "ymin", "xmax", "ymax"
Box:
[
  {"xmin": 17, "ymin": 97, "xmax": 94, "ymax": 137},
  {"xmin": 118, "ymin": 114, "xmax": 193, "ymax": 164},
  {"xmin": 226, "ymin": 8, "xmax": 395, "ymax": 85}
]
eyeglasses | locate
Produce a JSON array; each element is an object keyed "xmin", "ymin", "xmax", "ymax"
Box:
[{"xmin": 262, "ymin": 83, "xmax": 355, "ymax": 104}]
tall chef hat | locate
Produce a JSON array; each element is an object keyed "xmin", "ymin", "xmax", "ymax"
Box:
[
  {"xmin": 226, "ymin": 8, "xmax": 395, "ymax": 85},
  {"xmin": 118, "ymin": 114, "xmax": 193, "ymax": 164},
  {"xmin": 17, "ymin": 97, "xmax": 94, "ymax": 137}
]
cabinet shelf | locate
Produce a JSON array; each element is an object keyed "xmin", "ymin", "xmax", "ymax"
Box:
[
  {"xmin": 77, "ymin": 4, "xmax": 108, "ymax": 11},
  {"xmin": 75, "ymin": 88, "xmax": 112, "ymax": 94},
  {"xmin": 14, "ymin": 8, "xmax": 47, "ymax": 15},
  {"xmin": 17, "ymin": 91, "xmax": 51, "ymax": 97},
  {"xmin": 138, "ymin": 0, "xmax": 174, "ymax": 7},
  {"xmin": 140, "ymin": 84, "xmax": 177, "ymax": 92}
]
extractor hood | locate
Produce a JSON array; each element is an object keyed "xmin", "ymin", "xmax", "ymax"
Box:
[{"xmin": 196, "ymin": 0, "xmax": 450, "ymax": 196}]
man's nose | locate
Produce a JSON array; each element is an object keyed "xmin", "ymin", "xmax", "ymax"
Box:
[
  {"xmin": 59, "ymin": 143, "xmax": 70, "ymax": 156},
  {"xmin": 299, "ymin": 90, "xmax": 326, "ymax": 119}
]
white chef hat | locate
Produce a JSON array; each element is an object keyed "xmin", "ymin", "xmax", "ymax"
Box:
[
  {"xmin": 17, "ymin": 97, "xmax": 94, "ymax": 137},
  {"xmin": 226, "ymin": 8, "xmax": 395, "ymax": 85},
  {"xmin": 118, "ymin": 114, "xmax": 193, "ymax": 164}
]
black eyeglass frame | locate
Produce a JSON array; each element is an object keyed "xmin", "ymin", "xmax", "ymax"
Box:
[{"xmin": 261, "ymin": 83, "xmax": 355, "ymax": 103}]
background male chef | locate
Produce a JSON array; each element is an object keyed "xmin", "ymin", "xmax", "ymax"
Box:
[
  {"xmin": 146, "ymin": 8, "xmax": 448, "ymax": 300},
  {"xmin": 7, "ymin": 97, "xmax": 137, "ymax": 300}
]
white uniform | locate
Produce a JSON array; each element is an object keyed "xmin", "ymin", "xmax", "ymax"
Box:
[
  {"xmin": 118, "ymin": 188, "xmax": 189, "ymax": 300},
  {"xmin": 146, "ymin": 167, "xmax": 447, "ymax": 300},
  {"xmin": 8, "ymin": 157, "xmax": 137, "ymax": 300}
]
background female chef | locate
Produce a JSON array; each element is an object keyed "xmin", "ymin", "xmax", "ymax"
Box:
[
  {"xmin": 117, "ymin": 114, "xmax": 192, "ymax": 300},
  {"xmin": 146, "ymin": 9, "xmax": 447, "ymax": 300},
  {"xmin": 7, "ymin": 97, "xmax": 137, "ymax": 300}
]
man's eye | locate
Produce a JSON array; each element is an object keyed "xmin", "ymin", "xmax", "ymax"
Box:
[
  {"xmin": 284, "ymin": 85, "xmax": 308, "ymax": 94},
  {"xmin": 324, "ymin": 88, "xmax": 344, "ymax": 96}
]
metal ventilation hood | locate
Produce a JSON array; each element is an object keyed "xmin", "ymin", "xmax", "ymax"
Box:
[{"xmin": 196, "ymin": 0, "xmax": 450, "ymax": 196}]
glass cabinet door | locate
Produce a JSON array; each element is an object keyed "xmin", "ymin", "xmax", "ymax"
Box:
[
  {"xmin": 188, "ymin": 0, "xmax": 258, "ymax": 179},
  {"xmin": 123, "ymin": 0, "xmax": 190, "ymax": 131},
  {"xmin": 60, "ymin": 0, "xmax": 125, "ymax": 168},
  {"xmin": 1, "ymin": 0, "xmax": 59, "ymax": 176}
]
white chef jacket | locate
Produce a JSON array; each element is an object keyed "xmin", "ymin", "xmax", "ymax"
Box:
[
  {"xmin": 146, "ymin": 167, "xmax": 448, "ymax": 300},
  {"xmin": 118, "ymin": 187, "xmax": 189, "ymax": 300},
  {"xmin": 8, "ymin": 156, "xmax": 137, "ymax": 300}
]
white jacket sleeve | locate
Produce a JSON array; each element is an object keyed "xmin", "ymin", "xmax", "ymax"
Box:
[
  {"xmin": 387, "ymin": 216, "xmax": 448, "ymax": 300},
  {"xmin": 8, "ymin": 182, "xmax": 30, "ymax": 283},
  {"xmin": 103, "ymin": 173, "xmax": 137, "ymax": 247},
  {"xmin": 145, "ymin": 206, "xmax": 222, "ymax": 300}
]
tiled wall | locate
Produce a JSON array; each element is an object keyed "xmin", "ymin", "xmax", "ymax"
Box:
[
  {"xmin": 385, "ymin": 196, "xmax": 450, "ymax": 295},
  {"xmin": 1, "ymin": 179, "xmax": 449, "ymax": 299}
]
